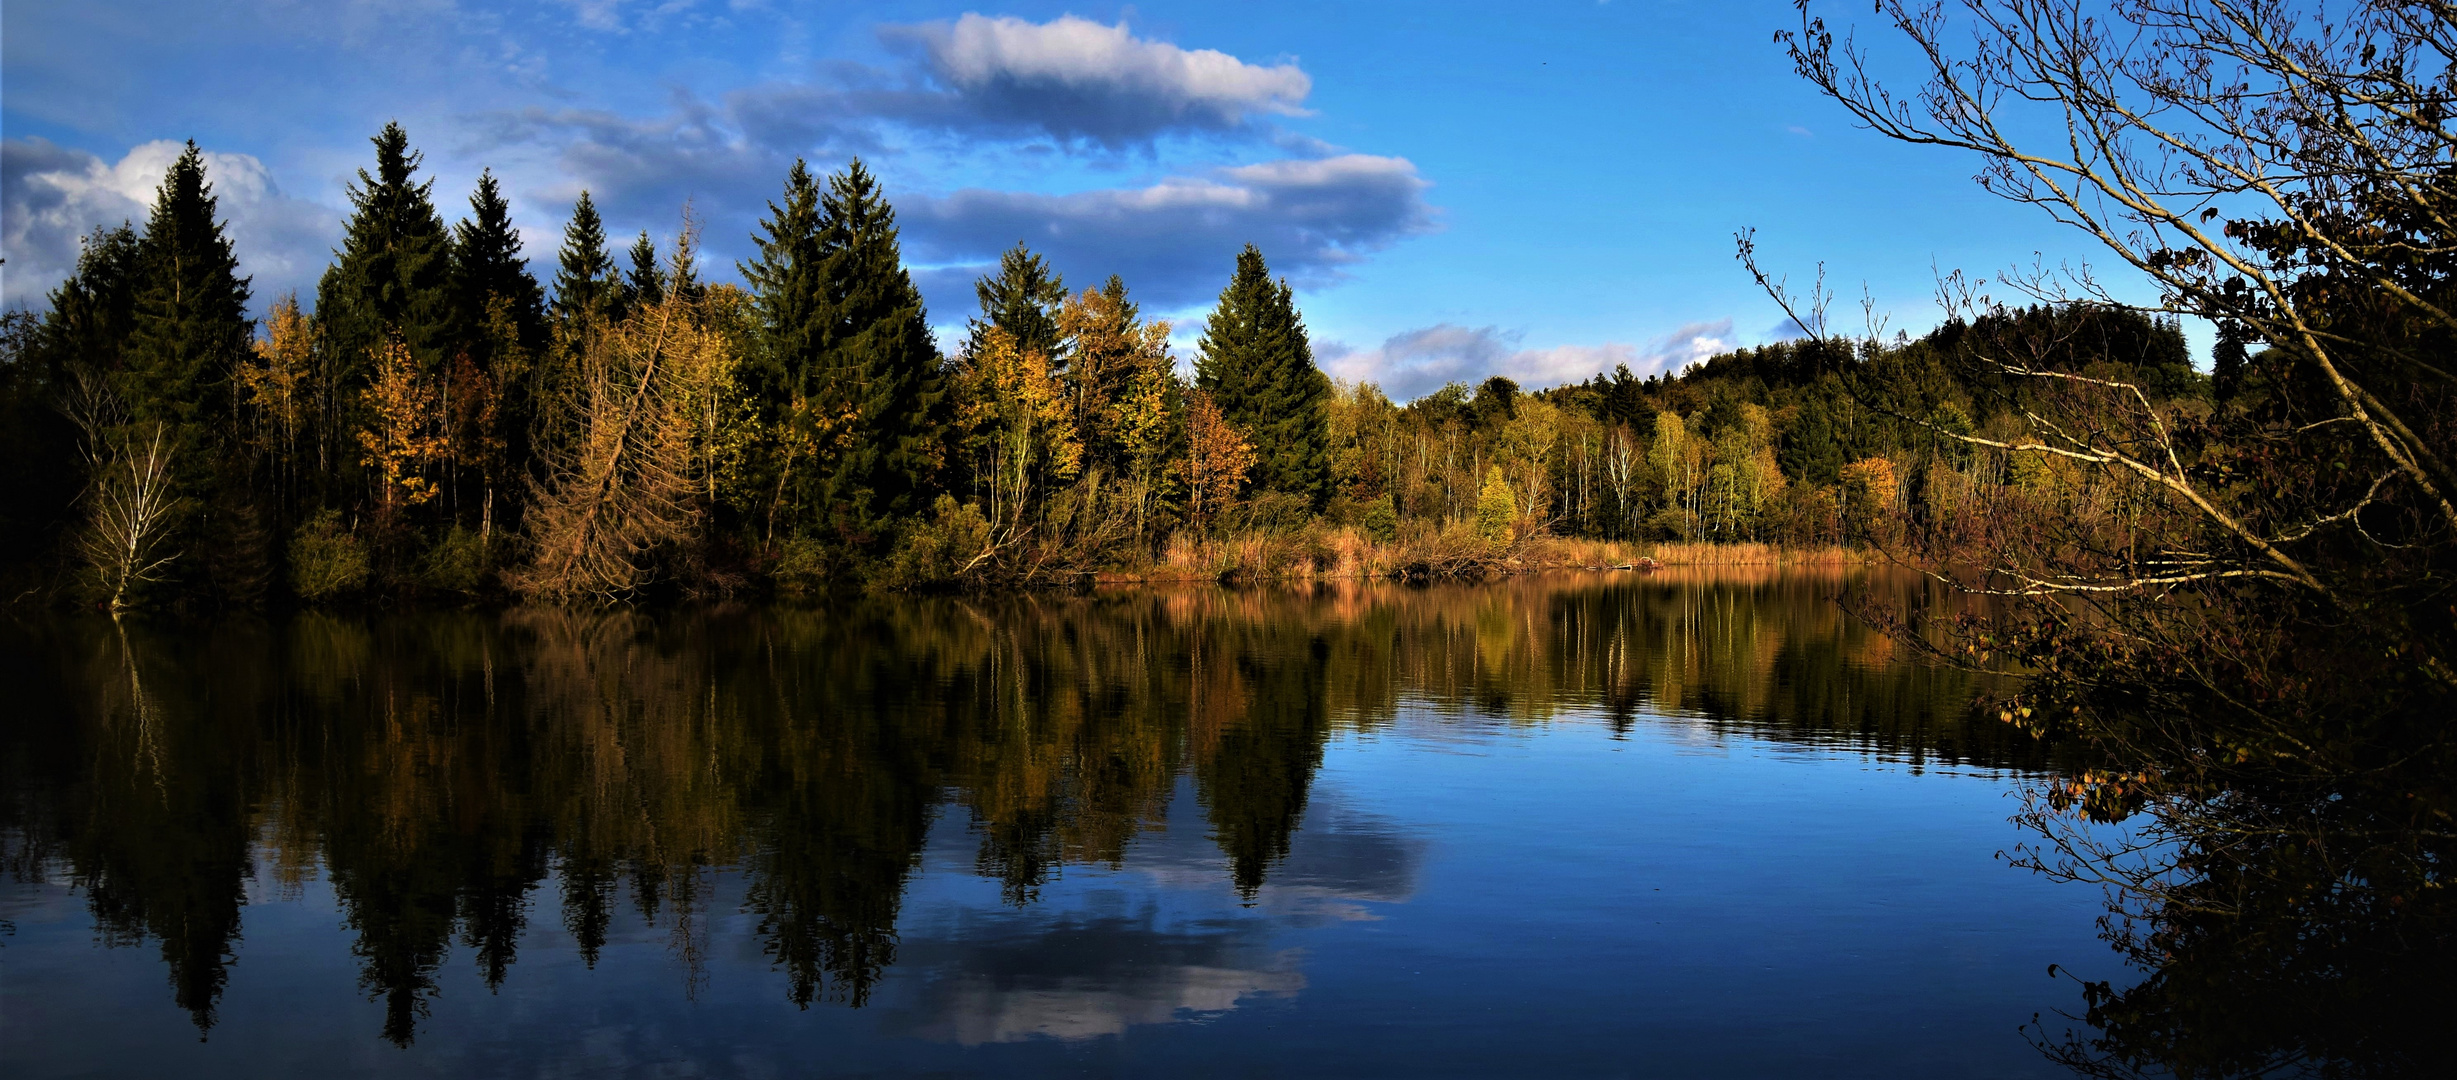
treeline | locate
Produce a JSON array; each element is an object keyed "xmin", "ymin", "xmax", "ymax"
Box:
[{"xmin": 0, "ymin": 124, "xmax": 2206, "ymax": 608}]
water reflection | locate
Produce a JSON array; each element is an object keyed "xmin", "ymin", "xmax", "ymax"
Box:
[
  {"xmin": 1, "ymin": 570, "xmax": 2028, "ymax": 1054},
  {"xmin": 888, "ymin": 907, "xmax": 1306, "ymax": 1046}
]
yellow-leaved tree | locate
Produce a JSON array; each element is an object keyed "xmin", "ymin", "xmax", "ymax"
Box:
[
  {"xmin": 357, "ymin": 337, "xmax": 447, "ymax": 523},
  {"xmin": 1058, "ymin": 279, "xmax": 1177, "ymax": 537},
  {"xmin": 954, "ymin": 324, "xmax": 1079, "ymax": 532},
  {"xmin": 239, "ymin": 293, "xmax": 317, "ymax": 499}
]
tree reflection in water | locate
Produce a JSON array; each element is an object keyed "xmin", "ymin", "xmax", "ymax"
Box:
[{"xmin": 5, "ymin": 570, "xmax": 2119, "ymax": 1054}]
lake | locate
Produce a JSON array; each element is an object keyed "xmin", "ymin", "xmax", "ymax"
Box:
[{"xmin": 0, "ymin": 570, "xmax": 2123, "ymax": 1078}]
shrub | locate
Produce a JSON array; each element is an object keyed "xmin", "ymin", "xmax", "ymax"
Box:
[
  {"xmin": 1643, "ymin": 507, "xmax": 1699, "ymax": 541},
  {"xmin": 420, "ymin": 526, "xmax": 489, "ymax": 594},
  {"xmin": 770, "ymin": 536, "xmax": 831, "ymax": 594},
  {"xmin": 290, "ymin": 509, "xmax": 369, "ymax": 602},
  {"xmin": 875, "ymin": 496, "xmax": 995, "ymax": 590},
  {"xmin": 1361, "ymin": 494, "xmax": 1399, "ymax": 543}
]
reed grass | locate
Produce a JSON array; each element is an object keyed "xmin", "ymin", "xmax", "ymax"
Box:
[{"xmin": 1093, "ymin": 528, "xmax": 1868, "ymax": 584}]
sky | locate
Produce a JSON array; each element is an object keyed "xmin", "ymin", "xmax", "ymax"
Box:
[{"xmin": 1, "ymin": 0, "xmax": 2182, "ymax": 400}]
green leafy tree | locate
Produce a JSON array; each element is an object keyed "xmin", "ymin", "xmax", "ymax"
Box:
[
  {"xmin": 740, "ymin": 160, "xmax": 825, "ymax": 402},
  {"xmin": 115, "ymin": 143, "xmax": 263, "ymax": 604},
  {"xmin": 1195, "ymin": 245, "xmax": 1330, "ymax": 505},
  {"xmin": 451, "ymin": 170, "xmax": 547, "ymax": 526},
  {"xmin": 1475, "ymin": 465, "xmax": 1515, "ymax": 542}
]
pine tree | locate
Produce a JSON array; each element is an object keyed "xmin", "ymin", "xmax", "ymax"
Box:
[
  {"xmin": 451, "ymin": 170, "xmax": 546, "ymax": 358},
  {"xmin": 805, "ymin": 159, "xmax": 946, "ymax": 541},
  {"xmin": 550, "ymin": 191, "xmax": 617, "ymax": 322},
  {"xmin": 965, "ymin": 243, "xmax": 1066, "ymax": 362},
  {"xmin": 316, "ymin": 122, "xmax": 455, "ymax": 385},
  {"xmin": 124, "ymin": 142, "xmax": 253, "ymax": 443},
  {"xmin": 1195, "ymin": 245, "xmax": 1330, "ymax": 504}
]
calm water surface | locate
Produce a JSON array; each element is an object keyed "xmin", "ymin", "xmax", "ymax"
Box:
[{"xmin": 0, "ymin": 571, "xmax": 2121, "ymax": 1077}]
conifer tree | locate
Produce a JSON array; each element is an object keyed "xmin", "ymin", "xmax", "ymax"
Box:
[
  {"xmin": 965, "ymin": 243, "xmax": 1066, "ymax": 362},
  {"xmin": 626, "ymin": 231, "xmax": 665, "ymax": 310},
  {"xmin": 1195, "ymin": 245, "xmax": 1330, "ymax": 504},
  {"xmin": 447, "ymin": 171, "xmax": 547, "ymax": 533},
  {"xmin": 451, "ymin": 170, "xmax": 546, "ymax": 357},
  {"xmin": 119, "ymin": 143, "xmax": 261, "ymax": 603},
  {"xmin": 806, "ymin": 159, "xmax": 946, "ymax": 540},
  {"xmin": 124, "ymin": 142, "xmax": 253, "ymax": 443},
  {"xmin": 550, "ymin": 192, "xmax": 617, "ymax": 322},
  {"xmin": 2212, "ymin": 321, "xmax": 2249, "ymax": 401},
  {"xmin": 317, "ymin": 122, "xmax": 454, "ymax": 385},
  {"xmin": 740, "ymin": 160, "xmax": 825, "ymax": 416},
  {"xmin": 39, "ymin": 225, "xmax": 144, "ymax": 384}
]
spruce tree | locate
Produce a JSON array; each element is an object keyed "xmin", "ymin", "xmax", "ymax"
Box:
[
  {"xmin": 740, "ymin": 160, "xmax": 825, "ymax": 421},
  {"xmin": 965, "ymin": 243, "xmax": 1065, "ymax": 361},
  {"xmin": 123, "ymin": 143, "xmax": 261, "ymax": 603},
  {"xmin": 35, "ymin": 225, "xmax": 143, "ymax": 388},
  {"xmin": 1778, "ymin": 394, "xmax": 1845, "ymax": 487},
  {"xmin": 2213, "ymin": 321, "xmax": 2249, "ymax": 401},
  {"xmin": 318, "ymin": 123, "xmax": 454, "ymax": 369},
  {"xmin": 806, "ymin": 158, "xmax": 946, "ymax": 540},
  {"xmin": 625, "ymin": 231, "xmax": 666, "ymax": 310},
  {"xmin": 550, "ymin": 191, "xmax": 617, "ymax": 322},
  {"xmin": 1195, "ymin": 244, "xmax": 1330, "ymax": 504},
  {"xmin": 125, "ymin": 143, "xmax": 253, "ymax": 447},
  {"xmin": 449, "ymin": 170, "xmax": 547, "ymax": 528},
  {"xmin": 450, "ymin": 169, "xmax": 546, "ymax": 357}
]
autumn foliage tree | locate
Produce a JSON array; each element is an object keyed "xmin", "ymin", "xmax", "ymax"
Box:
[
  {"xmin": 1183, "ymin": 391, "xmax": 1255, "ymax": 529},
  {"xmin": 357, "ymin": 338, "xmax": 446, "ymax": 524},
  {"xmin": 517, "ymin": 223, "xmax": 741, "ymax": 600}
]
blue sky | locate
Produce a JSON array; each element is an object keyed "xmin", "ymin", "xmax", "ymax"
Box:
[{"xmin": 2, "ymin": 1, "xmax": 2164, "ymax": 399}]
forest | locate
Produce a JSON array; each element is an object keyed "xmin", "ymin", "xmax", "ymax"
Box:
[{"xmin": 0, "ymin": 122, "xmax": 2214, "ymax": 609}]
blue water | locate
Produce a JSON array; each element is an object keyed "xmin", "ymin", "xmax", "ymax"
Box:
[{"xmin": 0, "ymin": 575, "xmax": 2120, "ymax": 1077}]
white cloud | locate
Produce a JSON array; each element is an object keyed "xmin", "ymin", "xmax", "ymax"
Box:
[
  {"xmin": 1639, "ymin": 318, "xmax": 1738, "ymax": 371},
  {"xmin": 1319, "ymin": 319, "xmax": 1736, "ymax": 402},
  {"xmin": 878, "ymin": 14, "xmax": 1311, "ymax": 147},
  {"xmin": 2, "ymin": 138, "xmax": 339, "ymax": 311}
]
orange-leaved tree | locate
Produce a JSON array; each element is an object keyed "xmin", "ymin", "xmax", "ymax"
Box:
[{"xmin": 1184, "ymin": 390, "xmax": 1254, "ymax": 529}]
